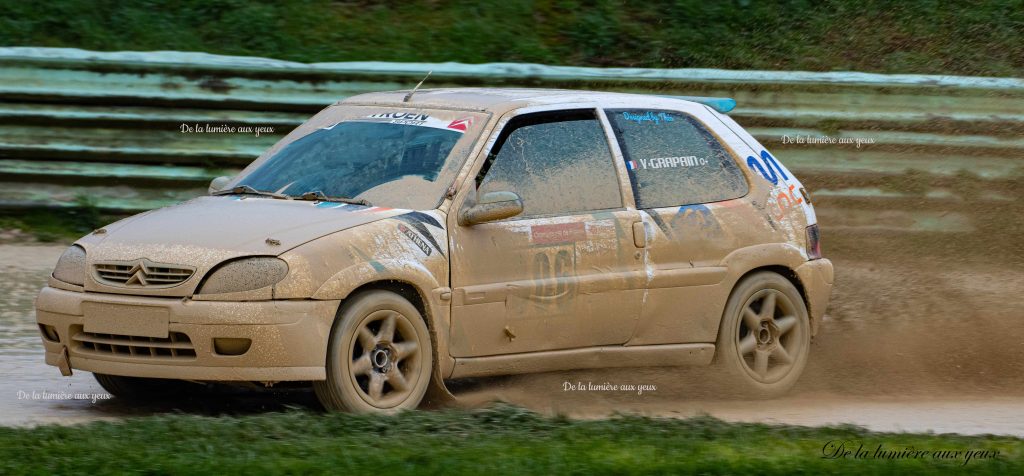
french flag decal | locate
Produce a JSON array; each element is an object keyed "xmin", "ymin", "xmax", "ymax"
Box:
[{"xmin": 626, "ymin": 159, "xmax": 638, "ymax": 171}]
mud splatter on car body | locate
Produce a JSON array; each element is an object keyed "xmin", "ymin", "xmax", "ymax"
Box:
[{"xmin": 35, "ymin": 88, "xmax": 833, "ymax": 412}]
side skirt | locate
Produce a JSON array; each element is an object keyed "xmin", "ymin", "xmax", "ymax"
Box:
[{"xmin": 449, "ymin": 343, "xmax": 715, "ymax": 379}]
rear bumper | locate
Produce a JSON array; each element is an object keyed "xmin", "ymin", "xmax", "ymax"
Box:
[
  {"xmin": 35, "ymin": 286, "xmax": 339, "ymax": 381},
  {"xmin": 795, "ymin": 258, "xmax": 834, "ymax": 336}
]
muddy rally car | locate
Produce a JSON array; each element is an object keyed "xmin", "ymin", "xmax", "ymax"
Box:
[{"xmin": 36, "ymin": 88, "xmax": 833, "ymax": 412}]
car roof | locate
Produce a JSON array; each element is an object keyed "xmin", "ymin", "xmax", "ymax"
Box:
[{"xmin": 339, "ymin": 88, "xmax": 731, "ymax": 114}]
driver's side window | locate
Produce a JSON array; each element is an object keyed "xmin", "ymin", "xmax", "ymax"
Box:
[{"xmin": 476, "ymin": 109, "xmax": 622, "ymax": 218}]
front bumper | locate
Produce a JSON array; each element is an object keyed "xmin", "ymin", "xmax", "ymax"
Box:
[
  {"xmin": 35, "ymin": 286, "xmax": 339, "ymax": 381},
  {"xmin": 795, "ymin": 258, "xmax": 834, "ymax": 336}
]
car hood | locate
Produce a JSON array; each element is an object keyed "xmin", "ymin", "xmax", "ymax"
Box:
[{"xmin": 84, "ymin": 196, "xmax": 407, "ymax": 266}]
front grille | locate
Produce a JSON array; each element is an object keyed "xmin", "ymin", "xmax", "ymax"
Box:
[
  {"xmin": 70, "ymin": 326, "xmax": 196, "ymax": 359},
  {"xmin": 93, "ymin": 260, "xmax": 194, "ymax": 288}
]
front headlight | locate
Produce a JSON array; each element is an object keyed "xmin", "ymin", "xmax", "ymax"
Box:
[
  {"xmin": 52, "ymin": 245, "xmax": 87, "ymax": 286},
  {"xmin": 198, "ymin": 257, "xmax": 288, "ymax": 294}
]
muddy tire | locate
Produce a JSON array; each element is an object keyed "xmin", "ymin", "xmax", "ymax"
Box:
[
  {"xmin": 713, "ymin": 271, "xmax": 811, "ymax": 398},
  {"xmin": 314, "ymin": 290, "xmax": 433, "ymax": 413},
  {"xmin": 94, "ymin": 373, "xmax": 196, "ymax": 400}
]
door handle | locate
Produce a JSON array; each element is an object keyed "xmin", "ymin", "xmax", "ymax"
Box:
[{"xmin": 632, "ymin": 221, "xmax": 647, "ymax": 248}]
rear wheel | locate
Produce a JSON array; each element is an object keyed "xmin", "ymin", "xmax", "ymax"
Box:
[
  {"xmin": 314, "ymin": 290, "xmax": 433, "ymax": 413},
  {"xmin": 714, "ymin": 271, "xmax": 810, "ymax": 398}
]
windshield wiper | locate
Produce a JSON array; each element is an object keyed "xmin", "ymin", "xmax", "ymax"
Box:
[
  {"xmin": 297, "ymin": 190, "xmax": 371, "ymax": 206},
  {"xmin": 212, "ymin": 184, "xmax": 291, "ymax": 200}
]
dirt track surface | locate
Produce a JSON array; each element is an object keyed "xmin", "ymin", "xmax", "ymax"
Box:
[{"xmin": 3, "ymin": 244, "xmax": 1023, "ymax": 435}]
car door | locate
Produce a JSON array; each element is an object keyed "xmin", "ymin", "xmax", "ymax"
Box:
[
  {"xmin": 602, "ymin": 105, "xmax": 762, "ymax": 346},
  {"xmin": 447, "ymin": 107, "xmax": 645, "ymax": 358}
]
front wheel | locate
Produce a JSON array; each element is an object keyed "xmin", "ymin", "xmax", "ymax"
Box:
[
  {"xmin": 713, "ymin": 271, "xmax": 811, "ymax": 398},
  {"xmin": 314, "ymin": 290, "xmax": 433, "ymax": 413}
]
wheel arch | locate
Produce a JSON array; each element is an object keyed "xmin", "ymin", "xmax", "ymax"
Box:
[
  {"xmin": 732, "ymin": 265, "xmax": 809, "ymax": 313},
  {"xmin": 343, "ymin": 280, "xmax": 433, "ymax": 330},
  {"xmin": 718, "ymin": 243, "xmax": 815, "ymax": 336},
  {"xmin": 720, "ymin": 243, "xmax": 808, "ymax": 306}
]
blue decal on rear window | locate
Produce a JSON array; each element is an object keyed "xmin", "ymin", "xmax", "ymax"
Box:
[{"xmin": 621, "ymin": 111, "xmax": 676, "ymax": 125}]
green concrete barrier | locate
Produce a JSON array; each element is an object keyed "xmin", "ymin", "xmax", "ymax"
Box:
[{"xmin": 0, "ymin": 47, "xmax": 1020, "ymax": 237}]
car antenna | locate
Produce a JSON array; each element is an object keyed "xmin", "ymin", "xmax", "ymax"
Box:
[{"xmin": 403, "ymin": 71, "xmax": 432, "ymax": 102}]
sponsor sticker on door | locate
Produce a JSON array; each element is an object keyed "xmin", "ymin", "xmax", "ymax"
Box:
[{"xmin": 530, "ymin": 222, "xmax": 587, "ymax": 244}]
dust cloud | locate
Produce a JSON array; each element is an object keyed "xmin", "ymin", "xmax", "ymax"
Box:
[{"xmin": 447, "ymin": 227, "xmax": 1024, "ymax": 433}]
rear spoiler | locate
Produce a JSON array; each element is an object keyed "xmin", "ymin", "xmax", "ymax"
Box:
[{"xmin": 659, "ymin": 95, "xmax": 737, "ymax": 114}]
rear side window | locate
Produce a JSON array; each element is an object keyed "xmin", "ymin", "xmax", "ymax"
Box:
[
  {"xmin": 477, "ymin": 110, "xmax": 622, "ymax": 218},
  {"xmin": 606, "ymin": 109, "xmax": 748, "ymax": 209}
]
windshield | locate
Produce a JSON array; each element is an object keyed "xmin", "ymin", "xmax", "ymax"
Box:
[{"xmin": 230, "ymin": 106, "xmax": 489, "ymax": 209}]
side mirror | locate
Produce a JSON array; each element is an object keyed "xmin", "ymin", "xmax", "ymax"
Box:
[
  {"xmin": 459, "ymin": 191, "xmax": 524, "ymax": 226},
  {"xmin": 208, "ymin": 176, "xmax": 231, "ymax": 194}
]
